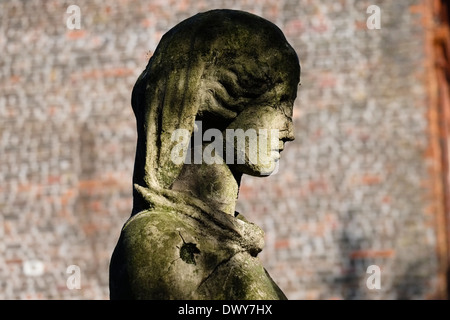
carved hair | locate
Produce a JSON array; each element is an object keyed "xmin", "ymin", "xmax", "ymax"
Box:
[{"xmin": 130, "ymin": 9, "xmax": 300, "ymax": 213}]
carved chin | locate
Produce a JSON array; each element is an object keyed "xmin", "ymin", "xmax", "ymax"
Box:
[{"xmin": 233, "ymin": 157, "xmax": 279, "ymax": 177}]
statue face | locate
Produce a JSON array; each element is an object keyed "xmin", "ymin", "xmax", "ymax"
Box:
[{"xmin": 225, "ymin": 98, "xmax": 295, "ymax": 177}]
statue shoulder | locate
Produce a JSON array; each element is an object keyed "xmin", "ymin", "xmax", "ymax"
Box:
[
  {"xmin": 121, "ymin": 210, "xmax": 191, "ymax": 251},
  {"xmin": 112, "ymin": 209, "xmax": 236, "ymax": 299}
]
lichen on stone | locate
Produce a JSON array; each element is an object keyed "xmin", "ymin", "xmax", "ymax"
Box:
[{"xmin": 109, "ymin": 9, "xmax": 300, "ymax": 300}]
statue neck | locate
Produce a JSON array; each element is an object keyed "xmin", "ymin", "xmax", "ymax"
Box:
[{"xmin": 170, "ymin": 156, "xmax": 241, "ymax": 217}]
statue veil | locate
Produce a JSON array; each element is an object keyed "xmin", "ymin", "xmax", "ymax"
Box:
[
  {"xmin": 130, "ymin": 9, "xmax": 300, "ymax": 214},
  {"xmin": 110, "ymin": 9, "xmax": 300, "ymax": 300}
]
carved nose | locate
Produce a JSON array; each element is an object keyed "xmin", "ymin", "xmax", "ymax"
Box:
[{"xmin": 284, "ymin": 121, "xmax": 295, "ymax": 142}]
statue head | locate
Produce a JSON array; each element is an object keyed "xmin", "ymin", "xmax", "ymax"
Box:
[{"xmin": 131, "ymin": 9, "xmax": 300, "ymax": 212}]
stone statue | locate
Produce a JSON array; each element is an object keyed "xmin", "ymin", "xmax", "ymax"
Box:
[{"xmin": 109, "ymin": 9, "xmax": 301, "ymax": 300}]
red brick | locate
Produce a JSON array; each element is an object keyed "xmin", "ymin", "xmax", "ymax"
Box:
[
  {"xmin": 350, "ymin": 249, "xmax": 395, "ymax": 259},
  {"xmin": 361, "ymin": 175, "xmax": 382, "ymax": 185},
  {"xmin": 66, "ymin": 30, "xmax": 87, "ymax": 40},
  {"xmin": 6, "ymin": 259, "xmax": 22, "ymax": 264},
  {"xmin": 275, "ymin": 239, "xmax": 290, "ymax": 249}
]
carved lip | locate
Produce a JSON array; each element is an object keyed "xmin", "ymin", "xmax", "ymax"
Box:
[
  {"xmin": 275, "ymin": 141, "xmax": 284, "ymax": 152},
  {"xmin": 269, "ymin": 142, "xmax": 284, "ymax": 158},
  {"xmin": 271, "ymin": 150, "xmax": 281, "ymax": 160},
  {"xmin": 271, "ymin": 148, "xmax": 283, "ymax": 154}
]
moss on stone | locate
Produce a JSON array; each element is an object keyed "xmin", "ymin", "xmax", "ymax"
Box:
[{"xmin": 109, "ymin": 9, "xmax": 300, "ymax": 300}]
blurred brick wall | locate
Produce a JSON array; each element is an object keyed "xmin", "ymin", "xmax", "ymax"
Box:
[{"xmin": 0, "ymin": 0, "xmax": 448, "ymax": 299}]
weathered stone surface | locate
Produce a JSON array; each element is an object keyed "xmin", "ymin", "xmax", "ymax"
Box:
[
  {"xmin": 1, "ymin": 0, "xmax": 446, "ymax": 300},
  {"xmin": 109, "ymin": 9, "xmax": 300, "ymax": 299}
]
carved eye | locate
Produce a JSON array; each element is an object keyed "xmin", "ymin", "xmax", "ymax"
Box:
[{"xmin": 279, "ymin": 94, "xmax": 290, "ymax": 102}]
